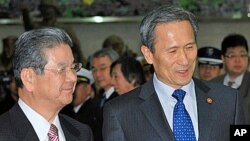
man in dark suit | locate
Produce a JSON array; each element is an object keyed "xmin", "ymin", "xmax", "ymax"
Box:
[
  {"xmin": 90, "ymin": 48, "xmax": 119, "ymax": 141},
  {"xmin": 102, "ymin": 5, "xmax": 245, "ymax": 141},
  {"xmin": 212, "ymin": 33, "xmax": 250, "ymax": 124},
  {"xmin": 0, "ymin": 27, "xmax": 93, "ymax": 141}
]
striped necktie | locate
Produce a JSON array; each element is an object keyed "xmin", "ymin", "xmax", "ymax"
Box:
[
  {"xmin": 172, "ymin": 89, "xmax": 196, "ymax": 141},
  {"xmin": 48, "ymin": 124, "xmax": 59, "ymax": 141}
]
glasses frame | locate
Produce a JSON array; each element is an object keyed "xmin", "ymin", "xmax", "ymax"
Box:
[
  {"xmin": 43, "ymin": 62, "xmax": 82, "ymax": 76},
  {"xmin": 224, "ymin": 54, "xmax": 249, "ymax": 59}
]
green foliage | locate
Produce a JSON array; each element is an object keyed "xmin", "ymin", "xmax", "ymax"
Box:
[
  {"xmin": 0, "ymin": 0, "xmax": 9, "ymax": 7},
  {"xmin": 179, "ymin": 0, "xmax": 225, "ymax": 10},
  {"xmin": 179, "ymin": 0, "xmax": 200, "ymax": 12},
  {"xmin": 202, "ymin": 0, "xmax": 224, "ymax": 5}
]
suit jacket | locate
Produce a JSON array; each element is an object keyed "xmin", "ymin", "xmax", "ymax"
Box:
[
  {"xmin": 60, "ymin": 98, "xmax": 95, "ymax": 123},
  {"xmin": 0, "ymin": 103, "xmax": 93, "ymax": 141},
  {"xmin": 103, "ymin": 78, "xmax": 245, "ymax": 141},
  {"xmin": 212, "ymin": 71, "xmax": 250, "ymax": 123},
  {"xmin": 91, "ymin": 90, "xmax": 119, "ymax": 141}
]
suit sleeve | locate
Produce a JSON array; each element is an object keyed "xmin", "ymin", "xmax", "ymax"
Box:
[{"xmin": 103, "ymin": 102, "xmax": 125, "ymax": 141}]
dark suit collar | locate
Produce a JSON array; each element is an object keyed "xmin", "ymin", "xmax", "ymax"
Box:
[
  {"xmin": 238, "ymin": 71, "xmax": 250, "ymax": 97},
  {"xmin": 9, "ymin": 103, "xmax": 40, "ymax": 141},
  {"xmin": 193, "ymin": 78, "xmax": 218, "ymax": 141},
  {"xmin": 10, "ymin": 103, "xmax": 83, "ymax": 141},
  {"xmin": 139, "ymin": 78, "xmax": 155, "ymax": 100},
  {"xmin": 107, "ymin": 91, "xmax": 119, "ymax": 101},
  {"xmin": 59, "ymin": 115, "xmax": 81, "ymax": 141},
  {"xmin": 138, "ymin": 78, "xmax": 175, "ymax": 141}
]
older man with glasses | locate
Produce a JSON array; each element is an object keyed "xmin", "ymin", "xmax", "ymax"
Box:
[
  {"xmin": 212, "ymin": 33, "xmax": 250, "ymax": 124},
  {"xmin": 0, "ymin": 27, "xmax": 93, "ymax": 141}
]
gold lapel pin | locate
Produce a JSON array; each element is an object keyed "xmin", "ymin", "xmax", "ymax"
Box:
[{"xmin": 207, "ymin": 98, "xmax": 212, "ymax": 104}]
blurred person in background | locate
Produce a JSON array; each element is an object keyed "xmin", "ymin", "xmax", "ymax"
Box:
[
  {"xmin": 110, "ymin": 57, "xmax": 146, "ymax": 95},
  {"xmin": 197, "ymin": 46, "xmax": 223, "ymax": 81},
  {"xmin": 136, "ymin": 55, "xmax": 154, "ymax": 81},
  {"xmin": 0, "ymin": 35, "xmax": 18, "ymax": 72},
  {"xmin": 0, "ymin": 35, "xmax": 18, "ymax": 103},
  {"xmin": 102, "ymin": 35, "xmax": 137, "ymax": 58},
  {"xmin": 212, "ymin": 33, "xmax": 250, "ymax": 123},
  {"xmin": 0, "ymin": 70, "xmax": 18, "ymax": 115},
  {"xmin": 90, "ymin": 48, "xmax": 119, "ymax": 141},
  {"xmin": 61, "ymin": 67, "xmax": 96, "ymax": 125}
]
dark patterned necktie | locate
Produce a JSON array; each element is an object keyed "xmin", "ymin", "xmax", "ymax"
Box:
[
  {"xmin": 228, "ymin": 81, "xmax": 235, "ymax": 88},
  {"xmin": 172, "ymin": 89, "xmax": 196, "ymax": 141},
  {"xmin": 99, "ymin": 93, "xmax": 107, "ymax": 109},
  {"xmin": 48, "ymin": 124, "xmax": 59, "ymax": 141}
]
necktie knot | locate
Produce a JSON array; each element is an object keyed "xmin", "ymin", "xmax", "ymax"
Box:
[
  {"xmin": 48, "ymin": 124, "xmax": 59, "ymax": 141},
  {"xmin": 228, "ymin": 81, "xmax": 235, "ymax": 87},
  {"xmin": 172, "ymin": 89, "xmax": 186, "ymax": 102}
]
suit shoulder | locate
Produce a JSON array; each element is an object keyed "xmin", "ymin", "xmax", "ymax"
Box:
[
  {"xmin": 59, "ymin": 114, "xmax": 93, "ymax": 140},
  {"xmin": 194, "ymin": 78, "xmax": 238, "ymax": 95},
  {"xmin": 0, "ymin": 112, "xmax": 16, "ymax": 140},
  {"xmin": 104, "ymin": 87, "xmax": 143, "ymax": 114},
  {"xmin": 108, "ymin": 86, "xmax": 141, "ymax": 104},
  {"xmin": 60, "ymin": 114, "xmax": 91, "ymax": 130},
  {"xmin": 210, "ymin": 74, "xmax": 225, "ymax": 83},
  {"xmin": 0, "ymin": 111, "xmax": 12, "ymax": 128}
]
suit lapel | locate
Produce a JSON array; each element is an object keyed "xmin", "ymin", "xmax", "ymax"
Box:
[
  {"xmin": 139, "ymin": 80, "xmax": 175, "ymax": 141},
  {"xmin": 9, "ymin": 104, "xmax": 40, "ymax": 141},
  {"xmin": 239, "ymin": 71, "xmax": 250, "ymax": 98},
  {"xmin": 194, "ymin": 78, "xmax": 217, "ymax": 141},
  {"xmin": 60, "ymin": 115, "xmax": 80, "ymax": 141}
]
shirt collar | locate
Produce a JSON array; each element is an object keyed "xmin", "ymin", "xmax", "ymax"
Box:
[
  {"xmin": 153, "ymin": 73, "xmax": 194, "ymax": 97},
  {"xmin": 224, "ymin": 73, "xmax": 244, "ymax": 88},
  {"xmin": 18, "ymin": 99, "xmax": 65, "ymax": 141},
  {"xmin": 104, "ymin": 86, "xmax": 115, "ymax": 99}
]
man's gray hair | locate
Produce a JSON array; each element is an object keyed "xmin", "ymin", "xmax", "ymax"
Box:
[
  {"xmin": 91, "ymin": 48, "xmax": 120, "ymax": 67},
  {"xmin": 140, "ymin": 5, "xmax": 199, "ymax": 52},
  {"xmin": 13, "ymin": 27, "xmax": 73, "ymax": 87}
]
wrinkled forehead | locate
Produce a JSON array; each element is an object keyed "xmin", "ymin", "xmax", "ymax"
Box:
[{"xmin": 43, "ymin": 44, "xmax": 74, "ymax": 66}]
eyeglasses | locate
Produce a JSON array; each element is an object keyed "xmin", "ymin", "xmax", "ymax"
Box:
[
  {"xmin": 44, "ymin": 62, "xmax": 82, "ymax": 76},
  {"xmin": 225, "ymin": 54, "xmax": 249, "ymax": 59}
]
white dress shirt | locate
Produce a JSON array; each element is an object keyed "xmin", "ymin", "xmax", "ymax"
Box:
[
  {"xmin": 153, "ymin": 74, "xmax": 199, "ymax": 140},
  {"xmin": 18, "ymin": 99, "xmax": 66, "ymax": 141},
  {"xmin": 104, "ymin": 86, "xmax": 115, "ymax": 99},
  {"xmin": 223, "ymin": 73, "xmax": 244, "ymax": 89}
]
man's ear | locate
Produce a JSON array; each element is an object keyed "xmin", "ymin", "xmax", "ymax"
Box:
[
  {"xmin": 20, "ymin": 68, "xmax": 35, "ymax": 92},
  {"xmin": 141, "ymin": 45, "xmax": 153, "ymax": 64}
]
